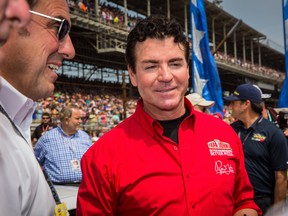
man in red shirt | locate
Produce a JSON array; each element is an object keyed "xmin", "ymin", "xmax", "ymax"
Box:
[{"xmin": 77, "ymin": 15, "xmax": 261, "ymax": 216}]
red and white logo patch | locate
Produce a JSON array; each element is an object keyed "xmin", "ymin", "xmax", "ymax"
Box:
[{"xmin": 207, "ymin": 139, "xmax": 234, "ymax": 156}]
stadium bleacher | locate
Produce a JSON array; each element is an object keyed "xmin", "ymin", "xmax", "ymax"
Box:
[{"xmin": 31, "ymin": 0, "xmax": 286, "ymax": 137}]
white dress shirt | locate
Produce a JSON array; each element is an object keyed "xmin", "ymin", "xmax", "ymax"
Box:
[{"xmin": 0, "ymin": 77, "xmax": 55, "ymax": 215}]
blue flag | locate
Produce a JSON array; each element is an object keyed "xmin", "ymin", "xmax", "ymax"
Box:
[
  {"xmin": 278, "ymin": 0, "xmax": 288, "ymax": 108},
  {"xmin": 190, "ymin": 0, "xmax": 224, "ymax": 114}
]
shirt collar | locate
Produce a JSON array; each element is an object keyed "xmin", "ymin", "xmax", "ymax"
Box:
[
  {"xmin": 238, "ymin": 115, "xmax": 263, "ymax": 131},
  {"xmin": 0, "ymin": 77, "xmax": 36, "ymax": 122},
  {"xmin": 250, "ymin": 115, "xmax": 264, "ymax": 130},
  {"xmin": 0, "ymin": 77, "xmax": 36, "ymax": 142},
  {"xmin": 58, "ymin": 126, "xmax": 79, "ymax": 138},
  {"xmin": 134, "ymin": 98, "xmax": 195, "ymax": 133}
]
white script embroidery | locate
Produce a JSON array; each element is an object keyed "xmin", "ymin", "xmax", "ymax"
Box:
[{"xmin": 215, "ymin": 160, "xmax": 234, "ymax": 175}]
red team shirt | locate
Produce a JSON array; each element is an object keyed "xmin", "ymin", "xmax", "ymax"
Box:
[{"xmin": 77, "ymin": 99, "xmax": 261, "ymax": 216}]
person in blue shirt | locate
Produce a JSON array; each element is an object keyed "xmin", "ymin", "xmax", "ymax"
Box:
[{"xmin": 34, "ymin": 105, "xmax": 92, "ymax": 184}]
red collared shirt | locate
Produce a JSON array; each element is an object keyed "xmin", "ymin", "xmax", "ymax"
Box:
[{"xmin": 77, "ymin": 99, "xmax": 261, "ymax": 216}]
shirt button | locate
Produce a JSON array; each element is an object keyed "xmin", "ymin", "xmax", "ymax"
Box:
[{"xmin": 173, "ymin": 146, "xmax": 178, "ymax": 151}]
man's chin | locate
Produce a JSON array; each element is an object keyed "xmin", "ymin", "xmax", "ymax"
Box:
[{"xmin": 38, "ymin": 86, "xmax": 55, "ymax": 101}]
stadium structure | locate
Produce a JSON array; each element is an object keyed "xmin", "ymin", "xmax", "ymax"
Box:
[{"xmin": 63, "ymin": 0, "xmax": 285, "ymax": 106}]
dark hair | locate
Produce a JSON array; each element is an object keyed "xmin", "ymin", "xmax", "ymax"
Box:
[
  {"xmin": 239, "ymin": 100, "xmax": 263, "ymax": 115},
  {"xmin": 42, "ymin": 112, "xmax": 51, "ymax": 118},
  {"xmin": 251, "ymin": 102, "xmax": 263, "ymax": 115},
  {"xmin": 125, "ymin": 15, "xmax": 190, "ymax": 73}
]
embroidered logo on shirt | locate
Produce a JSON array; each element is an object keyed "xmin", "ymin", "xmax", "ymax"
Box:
[
  {"xmin": 207, "ymin": 139, "xmax": 234, "ymax": 156},
  {"xmin": 251, "ymin": 133, "xmax": 266, "ymax": 142},
  {"xmin": 215, "ymin": 160, "xmax": 234, "ymax": 175}
]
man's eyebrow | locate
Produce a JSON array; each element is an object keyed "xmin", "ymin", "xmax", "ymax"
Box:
[
  {"xmin": 169, "ymin": 57, "xmax": 185, "ymax": 62},
  {"xmin": 141, "ymin": 60, "xmax": 159, "ymax": 64}
]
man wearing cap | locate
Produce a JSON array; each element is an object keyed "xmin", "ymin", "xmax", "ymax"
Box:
[
  {"xmin": 186, "ymin": 93, "xmax": 215, "ymax": 113},
  {"xmin": 224, "ymin": 83, "xmax": 288, "ymax": 214}
]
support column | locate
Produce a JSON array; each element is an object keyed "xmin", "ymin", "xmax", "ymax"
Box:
[
  {"xmin": 258, "ymin": 41, "xmax": 262, "ymax": 67},
  {"xmin": 94, "ymin": 0, "xmax": 99, "ymax": 19},
  {"xmin": 233, "ymin": 32, "xmax": 237, "ymax": 60},
  {"xmin": 124, "ymin": 0, "xmax": 127, "ymax": 26},
  {"xmin": 212, "ymin": 18, "xmax": 216, "ymax": 51},
  {"xmin": 147, "ymin": 0, "xmax": 151, "ymax": 16},
  {"xmin": 223, "ymin": 25, "xmax": 227, "ymax": 55},
  {"xmin": 250, "ymin": 39, "xmax": 254, "ymax": 65},
  {"xmin": 167, "ymin": 0, "xmax": 170, "ymax": 18},
  {"xmin": 184, "ymin": 3, "xmax": 188, "ymax": 37},
  {"xmin": 122, "ymin": 72, "xmax": 127, "ymax": 119},
  {"xmin": 242, "ymin": 35, "xmax": 246, "ymax": 63}
]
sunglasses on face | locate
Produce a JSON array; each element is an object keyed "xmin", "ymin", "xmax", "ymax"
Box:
[
  {"xmin": 29, "ymin": 10, "xmax": 70, "ymax": 41},
  {"xmin": 42, "ymin": 117, "xmax": 50, "ymax": 120}
]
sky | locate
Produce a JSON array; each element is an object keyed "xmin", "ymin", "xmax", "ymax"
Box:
[{"xmin": 218, "ymin": 0, "xmax": 284, "ymax": 52}]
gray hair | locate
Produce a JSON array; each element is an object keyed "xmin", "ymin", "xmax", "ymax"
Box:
[{"xmin": 59, "ymin": 105, "xmax": 79, "ymax": 122}]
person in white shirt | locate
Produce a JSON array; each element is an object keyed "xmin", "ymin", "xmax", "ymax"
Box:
[{"xmin": 0, "ymin": 0, "xmax": 75, "ymax": 214}]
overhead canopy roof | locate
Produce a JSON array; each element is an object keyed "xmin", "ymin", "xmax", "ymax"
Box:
[{"xmin": 70, "ymin": 0, "xmax": 284, "ymax": 71}]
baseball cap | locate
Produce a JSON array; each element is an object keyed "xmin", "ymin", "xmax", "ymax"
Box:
[
  {"xmin": 224, "ymin": 83, "xmax": 263, "ymax": 103},
  {"xmin": 186, "ymin": 93, "xmax": 215, "ymax": 107},
  {"xmin": 253, "ymin": 84, "xmax": 271, "ymax": 99}
]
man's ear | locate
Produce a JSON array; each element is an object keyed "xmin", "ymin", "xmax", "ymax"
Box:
[
  {"xmin": 128, "ymin": 66, "xmax": 137, "ymax": 87},
  {"xmin": 64, "ymin": 116, "xmax": 70, "ymax": 123},
  {"xmin": 243, "ymin": 100, "xmax": 251, "ymax": 109}
]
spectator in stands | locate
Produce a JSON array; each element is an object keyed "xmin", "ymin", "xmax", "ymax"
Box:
[
  {"xmin": 0, "ymin": 0, "xmax": 30, "ymax": 48},
  {"xmin": 113, "ymin": 14, "xmax": 119, "ymax": 25},
  {"xmin": 224, "ymin": 83, "xmax": 288, "ymax": 214},
  {"xmin": 51, "ymin": 105, "xmax": 60, "ymax": 125},
  {"xmin": 214, "ymin": 51, "xmax": 284, "ymax": 82},
  {"xmin": 185, "ymin": 92, "xmax": 215, "ymax": 113},
  {"xmin": 0, "ymin": 0, "xmax": 75, "ymax": 214},
  {"xmin": 34, "ymin": 105, "xmax": 91, "ymax": 184},
  {"xmin": 31, "ymin": 112, "xmax": 56, "ymax": 146},
  {"xmin": 78, "ymin": 0, "xmax": 87, "ymax": 12},
  {"xmin": 213, "ymin": 112, "xmax": 223, "ymax": 119},
  {"xmin": 86, "ymin": 107, "xmax": 98, "ymax": 138},
  {"xmin": 77, "ymin": 15, "xmax": 261, "ymax": 216}
]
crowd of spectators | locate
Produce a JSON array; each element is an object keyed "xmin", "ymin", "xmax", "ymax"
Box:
[
  {"xmin": 31, "ymin": 79, "xmax": 237, "ymax": 140},
  {"xmin": 31, "ymin": 86, "xmax": 138, "ymax": 140},
  {"xmin": 214, "ymin": 51, "xmax": 285, "ymax": 80},
  {"xmin": 67, "ymin": 0, "xmax": 141, "ymax": 31}
]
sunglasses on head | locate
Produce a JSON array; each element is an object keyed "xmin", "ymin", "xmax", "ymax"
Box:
[{"xmin": 29, "ymin": 10, "xmax": 70, "ymax": 41}]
